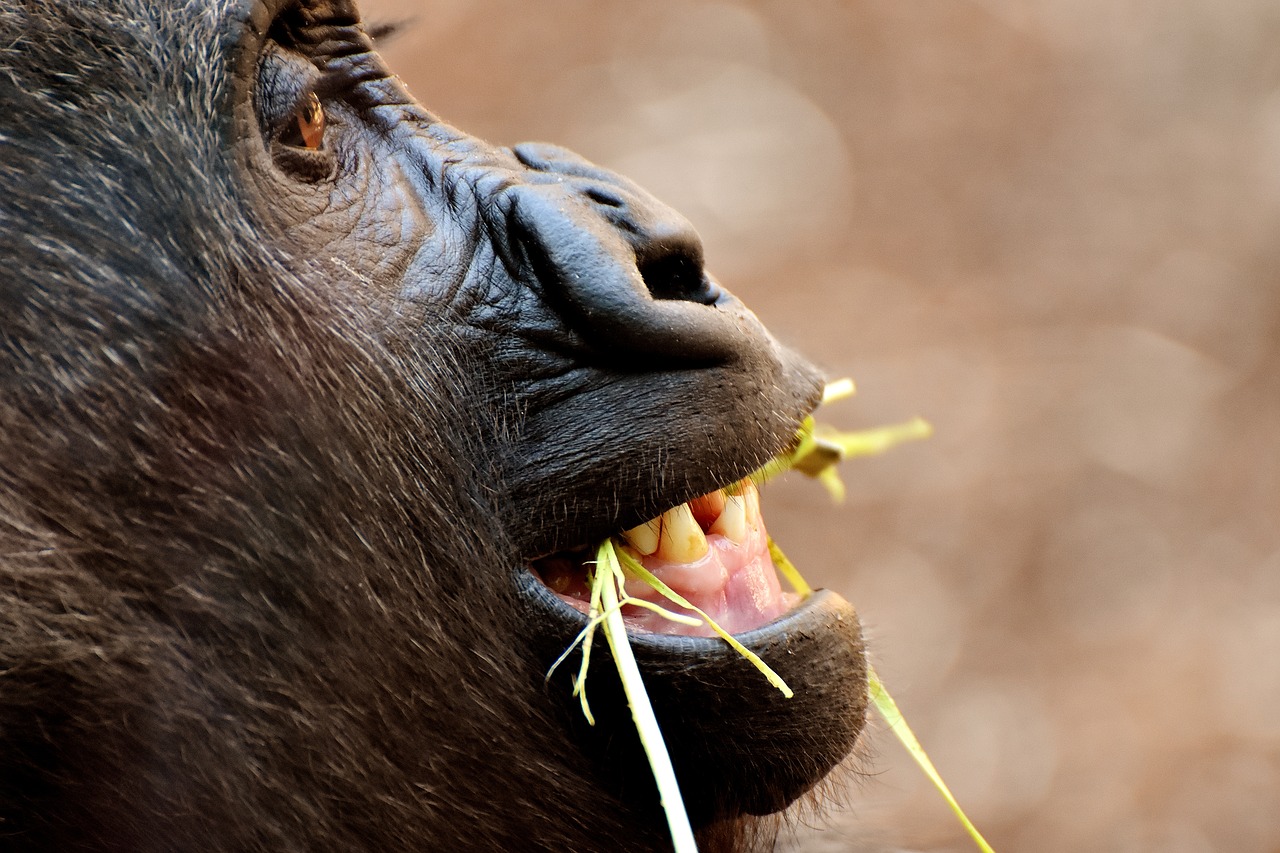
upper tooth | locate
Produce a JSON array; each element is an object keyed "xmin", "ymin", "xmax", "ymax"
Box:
[
  {"xmin": 622, "ymin": 520, "xmax": 661, "ymax": 556},
  {"xmin": 709, "ymin": 494, "xmax": 747, "ymax": 544},
  {"xmin": 654, "ymin": 503, "xmax": 709, "ymax": 563}
]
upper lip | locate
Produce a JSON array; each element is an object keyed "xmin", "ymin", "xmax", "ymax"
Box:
[
  {"xmin": 500, "ymin": 350, "xmax": 825, "ymax": 560},
  {"xmin": 521, "ymin": 453, "xmax": 784, "ymax": 563}
]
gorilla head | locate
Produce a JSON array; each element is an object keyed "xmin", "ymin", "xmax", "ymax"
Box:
[{"xmin": 0, "ymin": 1, "xmax": 867, "ymax": 850}]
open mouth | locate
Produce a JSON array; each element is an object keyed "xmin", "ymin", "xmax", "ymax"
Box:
[
  {"xmin": 507, "ymin": 380, "xmax": 883, "ymax": 828},
  {"xmin": 530, "ymin": 478, "xmax": 800, "ymax": 637},
  {"xmin": 513, "ymin": 428, "xmax": 869, "ymax": 825}
]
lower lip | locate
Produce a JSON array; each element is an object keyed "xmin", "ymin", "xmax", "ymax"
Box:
[{"xmin": 515, "ymin": 569, "xmax": 870, "ymax": 819}]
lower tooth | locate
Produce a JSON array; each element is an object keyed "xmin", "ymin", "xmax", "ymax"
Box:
[
  {"xmin": 655, "ymin": 503, "xmax": 709, "ymax": 563},
  {"xmin": 710, "ymin": 494, "xmax": 747, "ymax": 544}
]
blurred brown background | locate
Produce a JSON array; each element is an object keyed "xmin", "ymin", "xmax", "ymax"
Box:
[{"xmin": 362, "ymin": 1, "xmax": 1280, "ymax": 850}]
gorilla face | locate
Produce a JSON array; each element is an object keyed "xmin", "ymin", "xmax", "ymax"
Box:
[
  {"xmin": 0, "ymin": 0, "xmax": 866, "ymax": 849},
  {"xmin": 237, "ymin": 1, "xmax": 824, "ymax": 557}
]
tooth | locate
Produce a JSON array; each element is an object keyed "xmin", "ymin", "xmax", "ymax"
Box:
[
  {"xmin": 709, "ymin": 494, "xmax": 747, "ymax": 544},
  {"xmin": 654, "ymin": 503, "xmax": 709, "ymax": 563},
  {"xmin": 622, "ymin": 519, "xmax": 661, "ymax": 556}
]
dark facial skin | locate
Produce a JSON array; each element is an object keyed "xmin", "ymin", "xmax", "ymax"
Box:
[{"xmin": 0, "ymin": 1, "xmax": 866, "ymax": 851}]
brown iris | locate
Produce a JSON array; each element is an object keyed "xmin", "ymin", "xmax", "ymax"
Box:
[{"xmin": 282, "ymin": 92, "xmax": 325, "ymax": 150}]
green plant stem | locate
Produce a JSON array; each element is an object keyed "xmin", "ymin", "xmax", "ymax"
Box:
[
  {"xmin": 868, "ymin": 666, "xmax": 996, "ymax": 853},
  {"xmin": 596, "ymin": 542, "xmax": 698, "ymax": 853}
]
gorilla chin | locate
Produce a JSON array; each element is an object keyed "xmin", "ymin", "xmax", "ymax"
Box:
[{"xmin": 0, "ymin": 0, "xmax": 867, "ymax": 850}]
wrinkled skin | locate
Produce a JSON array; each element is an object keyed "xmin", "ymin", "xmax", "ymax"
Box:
[{"xmin": 0, "ymin": 1, "xmax": 867, "ymax": 851}]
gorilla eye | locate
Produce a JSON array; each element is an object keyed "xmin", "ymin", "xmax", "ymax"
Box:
[{"xmin": 280, "ymin": 93, "xmax": 326, "ymax": 151}]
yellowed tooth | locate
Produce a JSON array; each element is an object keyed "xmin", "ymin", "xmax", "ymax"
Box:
[
  {"xmin": 622, "ymin": 519, "xmax": 661, "ymax": 556},
  {"xmin": 654, "ymin": 503, "xmax": 709, "ymax": 563},
  {"xmin": 709, "ymin": 493, "xmax": 747, "ymax": 544}
]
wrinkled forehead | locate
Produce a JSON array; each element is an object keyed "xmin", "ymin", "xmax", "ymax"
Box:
[
  {"xmin": 230, "ymin": 0, "xmax": 364, "ymax": 74},
  {"xmin": 233, "ymin": 0, "xmax": 365, "ymax": 42},
  {"xmin": 231, "ymin": 0, "xmax": 396, "ymax": 69}
]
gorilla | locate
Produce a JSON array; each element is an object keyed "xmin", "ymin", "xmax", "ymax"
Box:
[{"xmin": 0, "ymin": 1, "xmax": 867, "ymax": 850}]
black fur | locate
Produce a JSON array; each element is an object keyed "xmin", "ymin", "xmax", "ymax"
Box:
[{"xmin": 0, "ymin": 1, "xmax": 864, "ymax": 850}]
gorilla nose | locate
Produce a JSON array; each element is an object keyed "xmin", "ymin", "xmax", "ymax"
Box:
[{"xmin": 505, "ymin": 142, "xmax": 746, "ymax": 366}]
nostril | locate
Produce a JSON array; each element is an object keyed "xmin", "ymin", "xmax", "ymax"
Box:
[
  {"xmin": 504, "ymin": 184, "xmax": 743, "ymax": 364},
  {"xmin": 637, "ymin": 250, "xmax": 718, "ymax": 305}
]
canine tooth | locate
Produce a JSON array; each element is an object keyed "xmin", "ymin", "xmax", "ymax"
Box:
[
  {"xmin": 709, "ymin": 493, "xmax": 747, "ymax": 544},
  {"xmin": 654, "ymin": 503, "xmax": 709, "ymax": 563},
  {"xmin": 622, "ymin": 520, "xmax": 661, "ymax": 556}
]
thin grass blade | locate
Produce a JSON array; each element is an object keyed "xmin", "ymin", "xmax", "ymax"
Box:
[
  {"xmin": 596, "ymin": 542, "xmax": 698, "ymax": 853},
  {"xmin": 869, "ymin": 667, "xmax": 996, "ymax": 853}
]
